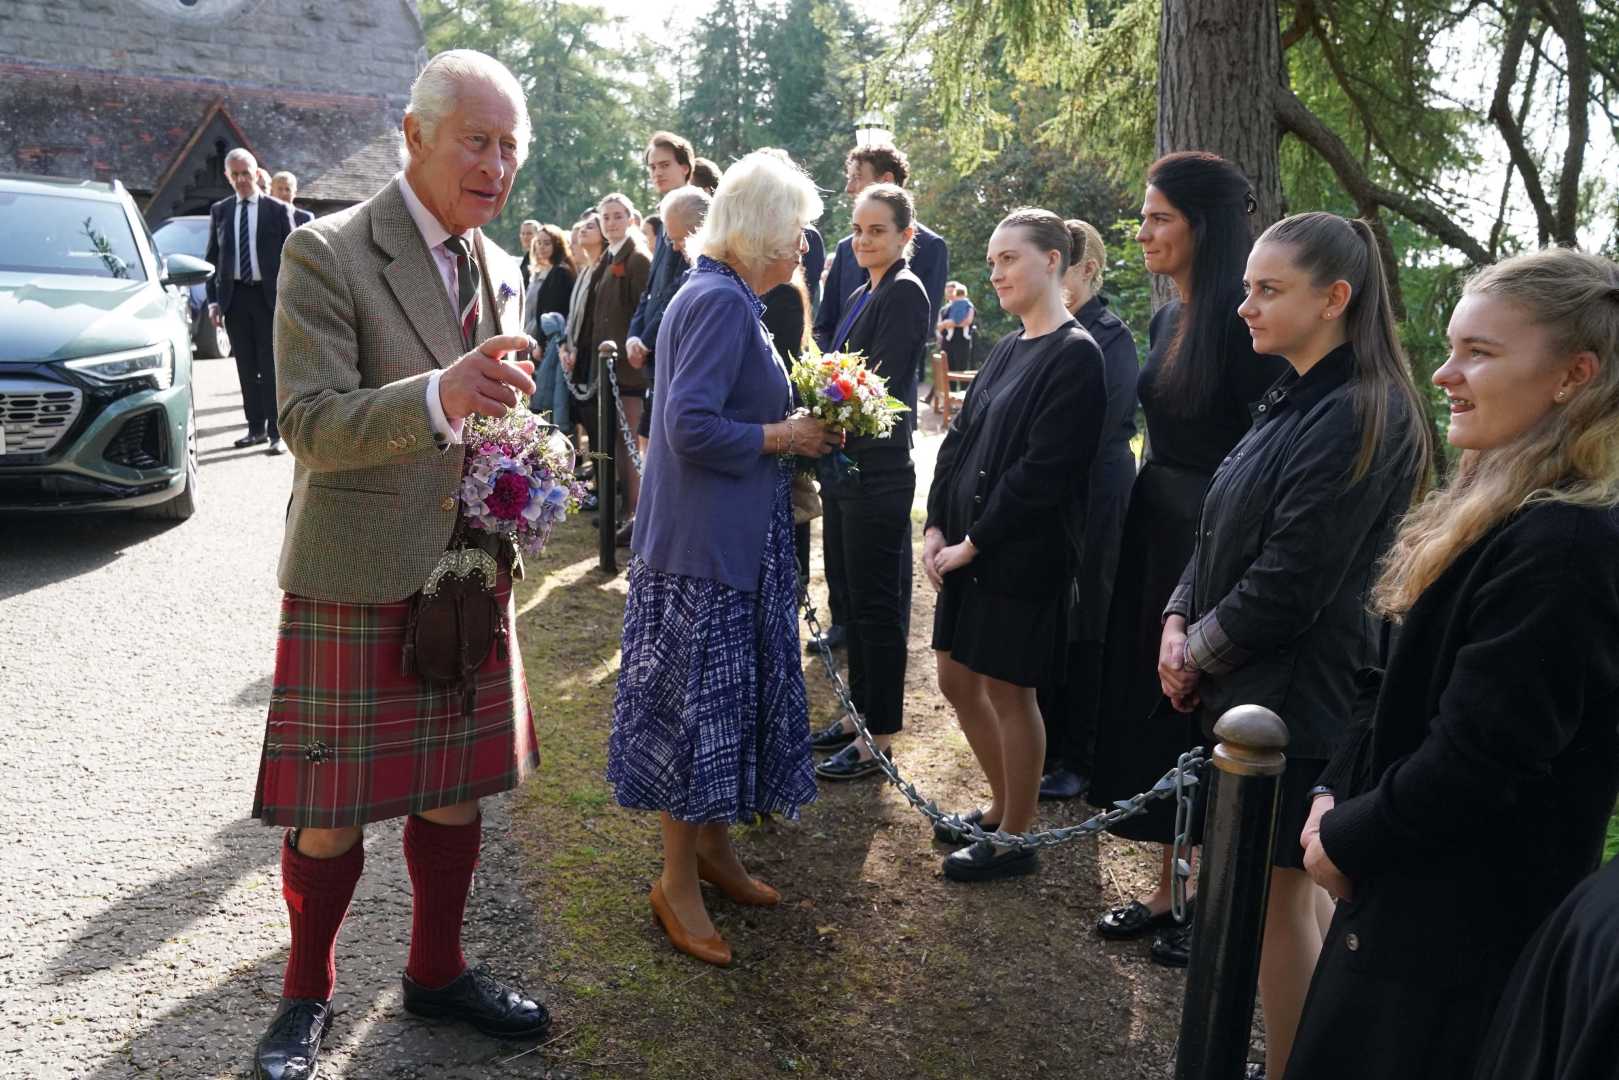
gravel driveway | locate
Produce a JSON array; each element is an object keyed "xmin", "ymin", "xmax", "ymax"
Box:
[{"xmin": 0, "ymin": 357, "xmax": 553, "ymax": 1078}]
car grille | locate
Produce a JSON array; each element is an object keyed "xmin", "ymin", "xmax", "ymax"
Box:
[
  {"xmin": 104, "ymin": 408, "xmax": 168, "ymax": 470},
  {"xmin": 0, "ymin": 380, "xmax": 83, "ymax": 455}
]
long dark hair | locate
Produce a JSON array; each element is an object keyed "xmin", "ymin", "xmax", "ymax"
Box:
[
  {"xmin": 1258, "ymin": 212, "xmax": 1432, "ymax": 491},
  {"xmin": 1147, "ymin": 151, "xmax": 1255, "ymax": 414},
  {"xmin": 536, "ymin": 222, "xmax": 575, "ymax": 275}
]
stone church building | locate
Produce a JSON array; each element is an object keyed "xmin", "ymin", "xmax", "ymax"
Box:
[{"xmin": 0, "ymin": 0, "xmax": 426, "ymax": 221}]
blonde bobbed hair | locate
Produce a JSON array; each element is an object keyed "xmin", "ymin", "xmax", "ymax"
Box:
[
  {"xmin": 1372, "ymin": 247, "xmax": 1619, "ymax": 616},
  {"xmin": 691, "ymin": 151, "xmax": 824, "ymax": 271}
]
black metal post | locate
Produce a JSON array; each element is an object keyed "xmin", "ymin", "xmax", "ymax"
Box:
[
  {"xmin": 1175, "ymin": 704, "xmax": 1289, "ymax": 1080},
  {"xmin": 596, "ymin": 341, "xmax": 618, "ymax": 575}
]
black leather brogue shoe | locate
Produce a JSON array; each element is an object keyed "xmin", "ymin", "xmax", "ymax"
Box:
[
  {"xmin": 252, "ymin": 997, "xmax": 331, "ymax": 1080},
  {"xmin": 401, "ymin": 965, "xmax": 551, "ymax": 1039}
]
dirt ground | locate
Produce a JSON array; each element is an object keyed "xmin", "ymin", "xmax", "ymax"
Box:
[{"xmin": 504, "ymin": 418, "xmax": 1201, "ymax": 1080}]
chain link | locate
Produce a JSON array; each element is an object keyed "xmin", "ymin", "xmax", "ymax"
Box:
[
  {"xmin": 602, "ymin": 354, "xmax": 646, "ymax": 477},
  {"xmin": 799, "ymin": 588, "xmax": 1203, "ymax": 853}
]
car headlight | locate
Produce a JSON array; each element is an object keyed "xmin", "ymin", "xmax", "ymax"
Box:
[{"xmin": 63, "ymin": 342, "xmax": 175, "ymax": 390}]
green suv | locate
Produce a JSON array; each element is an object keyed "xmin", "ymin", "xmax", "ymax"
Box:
[{"xmin": 0, "ymin": 174, "xmax": 212, "ymax": 519}]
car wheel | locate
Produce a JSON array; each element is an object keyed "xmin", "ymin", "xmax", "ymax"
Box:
[
  {"xmin": 193, "ymin": 312, "xmax": 230, "ymax": 359},
  {"xmin": 147, "ymin": 399, "xmax": 199, "ymax": 521}
]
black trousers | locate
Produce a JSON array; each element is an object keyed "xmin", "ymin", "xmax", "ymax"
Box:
[
  {"xmin": 822, "ymin": 462, "xmax": 914, "ymax": 735},
  {"xmin": 1036, "ymin": 638, "xmax": 1102, "ymax": 775},
  {"xmin": 224, "ymin": 283, "xmax": 277, "ymax": 438}
]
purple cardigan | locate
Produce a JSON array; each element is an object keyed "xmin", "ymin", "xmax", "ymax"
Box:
[{"xmin": 631, "ymin": 261, "xmax": 790, "ymax": 592}]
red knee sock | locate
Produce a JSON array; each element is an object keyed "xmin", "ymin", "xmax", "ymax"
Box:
[
  {"xmin": 280, "ymin": 833, "xmax": 365, "ymax": 1001},
  {"xmin": 403, "ymin": 814, "xmax": 481, "ymax": 990}
]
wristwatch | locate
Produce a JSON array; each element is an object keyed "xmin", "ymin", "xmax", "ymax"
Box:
[{"xmin": 1307, "ymin": 785, "xmax": 1336, "ymax": 802}]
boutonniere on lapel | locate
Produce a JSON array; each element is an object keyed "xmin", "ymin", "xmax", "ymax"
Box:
[
  {"xmin": 498, "ymin": 282, "xmax": 517, "ymax": 304},
  {"xmin": 611, "ymin": 261, "xmax": 627, "ymax": 278}
]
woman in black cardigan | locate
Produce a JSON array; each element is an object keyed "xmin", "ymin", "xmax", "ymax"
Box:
[
  {"xmin": 1285, "ymin": 247, "xmax": 1619, "ymax": 1080},
  {"xmin": 1158, "ymin": 213, "xmax": 1431, "ymax": 1077},
  {"xmin": 810, "ymin": 185, "xmax": 932, "ymax": 782},
  {"xmin": 924, "ymin": 208, "xmax": 1106, "ymax": 881}
]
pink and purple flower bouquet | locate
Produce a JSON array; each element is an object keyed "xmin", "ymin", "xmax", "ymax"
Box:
[{"xmin": 458, "ymin": 401, "xmax": 587, "ymax": 557}]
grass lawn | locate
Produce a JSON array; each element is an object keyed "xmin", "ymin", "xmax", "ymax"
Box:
[{"xmin": 502, "ymin": 503, "xmax": 1195, "ymax": 1080}]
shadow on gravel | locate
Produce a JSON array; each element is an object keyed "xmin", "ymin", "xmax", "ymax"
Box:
[
  {"xmin": 46, "ymin": 818, "xmax": 274, "ymax": 984},
  {"xmin": 0, "ymin": 512, "xmax": 181, "ymax": 602},
  {"xmin": 73, "ymin": 805, "xmax": 553, "ymax": 1079}
]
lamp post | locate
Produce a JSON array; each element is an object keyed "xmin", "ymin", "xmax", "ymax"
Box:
[{"xmin": 854, "ymin": 109, "xmax": 892, "ymax": 148}]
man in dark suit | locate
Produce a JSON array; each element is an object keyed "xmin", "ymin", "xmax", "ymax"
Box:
[
  {"xmin": 207, "ymin": 148, "xmax": 296, "ymax": 453},
  {"xmin": 271, "ymin": 172, "xmax": 315, "ymax": 227}
]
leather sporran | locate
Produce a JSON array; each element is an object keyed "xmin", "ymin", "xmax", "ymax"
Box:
[{"xmin": 402, "ymin": 544, "xmax": 509, "ymax": 715}]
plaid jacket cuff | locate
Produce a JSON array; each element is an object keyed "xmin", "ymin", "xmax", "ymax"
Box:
[
  {"xmin": 1185, "ymin": 612, "xmax": 1251, "ymax": 677},
  {"xmin": 1163, "ymin": 582, "xmax": 1194, "ymax": 622}
]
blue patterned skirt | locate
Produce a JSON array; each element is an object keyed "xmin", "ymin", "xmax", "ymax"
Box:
[{"xmin": 607, "ymin": 463, "xmax": 817, "ymax": 823}]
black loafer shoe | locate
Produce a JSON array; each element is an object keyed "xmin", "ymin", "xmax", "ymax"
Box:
[
  {"xmin": 1096, "ymin": 899, "xmax": 1191, "ymax": 940},
  {"xmin": 804, "ymin": 623, "xmax": 848, "ymax": 654},
  {"xmin": 932, "ymin": 807, "xmax": 1001, "ymax": 845},
  {"xmin": 1151, "ymin": 924, "xmax": 1193, "ymax": 968},
  {"xmin": 814, "ymin": 743, "xmax": 890, "ymax": 781},
  {"xmin": 942, "ymin": 839, "xmax": 1039, "ymax": 882},
  {"xmin": 234, "ymin": 433, "xmax": 268, "ymax": 448},
  {"xmin": 253, "ymin": 996, "xmax": 331, "ymax": 1080},
  {"xmin": 266, "ymin": 438, "xmax": 285, "ymax": 456},
  {"xmin": 809, "ymin": 719, "xmax": 856, "ymax": 752},
  {"xmin": 401, "ymin": 965, "xmax": 551, "ymax": 1039},
  {"xmin": 1038, "ymin": 768, "xmax": 1088, "ymax": 801}
]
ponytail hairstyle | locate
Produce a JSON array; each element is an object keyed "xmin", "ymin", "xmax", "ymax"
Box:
[
  {"xmin": 1064, "ymin": 218, "xmax": 1107, "ymax": 303},
  {"xmin": 1372, "ymin": 247, "xmax": 1619, "ymax": 616},
  {"xmin": 1256, "ymin": 212, "xmax": 1432, "ymax": 489},
  {"xmin": 998, "ymin": 207, "xmax": 1072, "ymax": 276},
  {"xmin": 1145, "ymin": 151, "xmax": 1256, "ymax": 415},
  {"xmin": 854, "ymin": 182, "xmax": 916, "ymax": 261}
]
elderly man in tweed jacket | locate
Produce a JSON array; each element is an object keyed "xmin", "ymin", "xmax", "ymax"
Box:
[{"xmin": 249, "ymin": 50, "xmax": 551, "ymax": 1080}]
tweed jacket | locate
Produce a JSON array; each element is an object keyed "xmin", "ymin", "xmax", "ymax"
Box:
[
  {"xmin": 273, "ymin": 176, "xmax": 523, "ymax": 604},
  {"xmin": 585, "ymin": 239, "xmax": 653, "ymax": 392}
]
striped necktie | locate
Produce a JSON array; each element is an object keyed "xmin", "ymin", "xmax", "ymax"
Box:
[
  {"xmin": 442, "ymin": 235, "xmax": 480, "ymax": 350},
  {"xmin": 237, "ymin": 199, "xmax": 253, "ymax": 281}
]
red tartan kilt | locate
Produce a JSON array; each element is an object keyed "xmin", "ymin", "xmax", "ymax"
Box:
[{"xmin": 252, "ymin": 571, "xmax": 539, "ymax": 829}]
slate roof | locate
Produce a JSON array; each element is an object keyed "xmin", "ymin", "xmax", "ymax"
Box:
[{"xmin": 0, "ymin": 61, "xmax": 404, "ymax": 209}]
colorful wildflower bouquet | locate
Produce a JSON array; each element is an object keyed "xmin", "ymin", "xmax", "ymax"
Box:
[
  {"xmin": 787, "ymin": 344, "xmax": 909, "ymax": 438},
  {"xmin": 458, "ymin": 400, "xmax": 588, "ymax": 557}
]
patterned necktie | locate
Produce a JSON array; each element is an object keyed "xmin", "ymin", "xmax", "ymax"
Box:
[
  {"xmin": 442, "ymin": 235, "xmax": 481, "ymax": 350},
  {"xmin": 237, "ymin": 199, "xmax": 253, "ymax": 281}
]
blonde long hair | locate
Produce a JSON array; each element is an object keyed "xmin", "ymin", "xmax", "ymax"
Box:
[{"xmin": 1372, "ymin": 248, "xmax": 1619, "ymax": 616}]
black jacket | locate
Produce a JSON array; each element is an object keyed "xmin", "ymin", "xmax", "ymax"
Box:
[
  {"xmin": 926, "ymin": 321, "xmax": 1107, "ymax": 597},
  {"xmin": 532, "ymin": 264, "xmax": 575, "ymax": 322},
  {"xmin": 1317, "ymin": 501, "xmax": 1619, "ymax": 983},
  {"xmin": 204, "ymin": 193, "xmax": 296, "ymax": 314},
  {"xmin": 836, "ymin": 260, "xmax": 931, "ymax": 457},
  {"xmin": 1167, "ymin": 345, "xmax": 1420, "ymax": 757}
]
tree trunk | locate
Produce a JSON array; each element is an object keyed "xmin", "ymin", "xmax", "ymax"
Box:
[{"xmin": 1157, "ymin": 0, "xmax": 1285, "ymax": 228}]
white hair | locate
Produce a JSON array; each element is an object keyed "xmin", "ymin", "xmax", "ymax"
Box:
[
  {"xmin": 658, "ymin": 185, "xmax": 711, "ymax": 227},
  {"xmin": 692, "ymin": 151, "xmax": 823, "ymax": 270},
  {"xmin": 224, "ymin": 147, "xmax": 257, "ymax": 171},
  {"xmin": 400, "ymin": 49, "xmax": 531, "ymax": 168}
]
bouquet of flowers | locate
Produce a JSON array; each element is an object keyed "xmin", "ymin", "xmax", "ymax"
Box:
[
  {"xmin": 458, "ymin": 400, "xmax": 588, "ymax": 557},
  {"xmin": 787, "ymin": 344, "xmax": 910, "ymax": 438}
]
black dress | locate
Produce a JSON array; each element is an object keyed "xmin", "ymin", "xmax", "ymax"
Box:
[
  {"xmin": 1037, "ymin": 294, "xmax": 1139, "ymax": 776},
  {"xmin": 1284, "ymin": 502, "xmax": 1619, "ymax": 1080},
  {"xmin": 927, "ymin": 321, "xmax": 1106, "ymax": 688},
  {"xmin": 1088, "ymin": 300, "xmax": 1288, "ymax": 841}
]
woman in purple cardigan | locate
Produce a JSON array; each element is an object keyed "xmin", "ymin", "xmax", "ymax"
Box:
[{"xmin": 607, "ymin": 151, "xmax": 840, "ymax": 968}]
